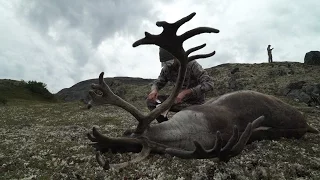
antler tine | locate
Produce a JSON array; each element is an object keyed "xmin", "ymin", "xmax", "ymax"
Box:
[
  {"xmin": 133, "ymin": 12, "xmax": 203, "ymax": 62},
  {"xmin": 96, "ymin": 151, "xmax": 110, "ymax": 170},
  {"xmin": 132, "ymin": 32, "xmax": 157, "ymax": 48},
  {"xmin": 164, "ymin": 131, "xmax": 223, "ymax": 159},
  {"xmin": 180, "ymin": 27, "xmax": 220, "ymax": 43},
  {"xmin": 185, "ymin": 43, "xmax": 206, "ymax": 56},
  {"xmin": 219, "ymin": 116, "xmax": 265, "ymax": 161},
  {"xmin": 88, "ymin": 72, "xmax": 145, "ymax": 122},
  {"xmin": 188, "ymin": 51, "xmax": 216, "ymax": 62},
  {"xmin": 191, "ymin": 131, "xmax": 224, "ymax": 159},
  {"xmin": 95, "ymin": 138, "xmax": 151, "ymax": 170},
  {"xmin": 89, "ymin": 72, "xmax": 116, "ymax": 101},
  {"xmin": 87, "ymin": 133, "xmax": 98, "ymax": 142},
  {"xmin": 229, "ymin": 123, "xmax": 253, "ymax": 157},
  {"xmin": 173, "ymin": 12, "xmax": 196, "ymax": 29},
  {"xmin": 156, "ymin": 12, "xmax": 196, "ymax": 30},
  {"xmin": 163, "ymin": 117, "xmax": 263, "ymax": 162},
  {"xmin": 206, "ymin": 131, "xmax": 223, "ymax": 157},
  {"xmin": 91, "ymin": 127, "xmax": 144, "ymax": 146},
  {"xmin": 92, "ymin": 127, "xmax": 112, "ymax": 142},
  {"xmin": 221, "ymin": 126, "xmax": 239, "ymax": 153},
  {"xmin": 252, "ymin": 115, "xmax": 265, "ymax": 129}
]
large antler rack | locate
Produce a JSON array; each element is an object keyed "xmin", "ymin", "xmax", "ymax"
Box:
[{"xmin": 89, "ymin": 12, "xmax": 219, "ymax": 134}]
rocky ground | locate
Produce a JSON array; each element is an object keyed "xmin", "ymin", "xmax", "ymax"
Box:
[
  {"xmin": 1, "ymin": 62, "xmax": 320, "ymax": 179},
  {"xmin": 0, "ymin": 98, "xmax": 319, "ymax": 180}
]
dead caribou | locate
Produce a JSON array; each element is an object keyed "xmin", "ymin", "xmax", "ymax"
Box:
[{"xmin": 86, "ymin": 12, "xmax": 319, "ymax": 170}]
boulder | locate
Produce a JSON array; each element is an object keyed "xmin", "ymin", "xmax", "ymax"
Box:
[
  {"xmin": 287, "ymin": 90, "xmax": 311, "ymax": 104},
  {"xmin": 281, "ymin": 81, "xmax": 320, "ymax": 106},
  {"xmin": 304, "ymin": 51, "xmax": 320, "ymax": 65},
  {"xmin": 287, "ymin": 81, "xmax": 306, "ymax": 90}
]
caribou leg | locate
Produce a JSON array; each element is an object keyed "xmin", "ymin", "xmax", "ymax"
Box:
[{"xmin": 248, "ymin": 127, "xmax": 309, "ymax": 142}]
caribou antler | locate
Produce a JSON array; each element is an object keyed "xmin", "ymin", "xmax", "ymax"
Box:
[
  {"xmin": 88, "ymin": 116, "xmax": 265, "ymax": 170},
  {"xmin": 88, "ymin": 127, "xmax": 169, "ymax": 170},
  {"xmin": 132, "ymin": 12, "xmax": 219, "ymax": 63},
  {"xmin": 133, "ymin": 12, "xmax": 219, "ymax": 133},
  {"xmin": 89, "ymin": 73, "xmax": 145, "ymax": 122},
  {"xmin": 95, "ymin": 137, "xmax": 151, "ymax": 170},
  {"xmin": 89, "ymin": 12, "xmax": 219, "ymax": 134},
  {"xmin": 164, "ymin": 116, "xmax": 265, "ymax": 161}
]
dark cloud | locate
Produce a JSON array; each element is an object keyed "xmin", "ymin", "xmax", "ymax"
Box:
[
  {"xmin": 18, "ymin": 0, "xmax": 155, "ymax": 46},
  {"xmin": 11, "ymin": 0, "xmax": 159, "ymax": 91}
]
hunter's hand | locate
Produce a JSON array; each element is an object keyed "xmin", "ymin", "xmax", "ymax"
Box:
[
  {"xmin": 175, "ymin": 89, "xmax": 192, "ymax": 104},
  {"xmin": 148, "ymin": 90, "xmax": 158, "ymax": 102}
]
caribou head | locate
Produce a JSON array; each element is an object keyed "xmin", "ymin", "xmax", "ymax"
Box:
[{"xmin": 86, "ymin": 12, "xmax": 319, "ymax": 170}]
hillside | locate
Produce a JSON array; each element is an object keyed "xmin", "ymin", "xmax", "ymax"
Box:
[
  {"xmin": 207, "ymin": 62, "xmax": 320, "ymax": 106},
  {"xmin": 57, "ymin": 62, "xmax": 320, "ymax": 106},
  {"xmin": 0, "ymin": 79, "xmax": 56, "ymax": 104},
  {"xmin": 56, "ymin": 77, "xmax": 154, "ymax": 102}
]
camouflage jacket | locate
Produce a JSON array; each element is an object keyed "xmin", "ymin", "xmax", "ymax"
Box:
[{"xmin": 151, "ymin": 61, "xmax": 214, "ymax": 104}]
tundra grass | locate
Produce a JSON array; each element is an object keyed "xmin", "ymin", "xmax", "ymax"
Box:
[{"xmin": 0, "ymin": 99, "xmax": 319, "ymax": 180}]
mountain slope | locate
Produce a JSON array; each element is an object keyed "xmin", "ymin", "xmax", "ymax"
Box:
[
  {"xmin": 56, "ymin": 62, "xmax": 320, "ymax": 106},
  {"xmin": 56, "ymin": 77, "xmax": 154, "ymax": 102}
]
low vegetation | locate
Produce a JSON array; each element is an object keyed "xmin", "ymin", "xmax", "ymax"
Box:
[
  {"xmin": 0, "ymin": 79, "xmax": 57, "ymax": 103},
  {"xmin": 24, "ymin": 80, "xmax": 56, "ymax": 100},
  {"xmin": 0, "ymin": 96, "xmax": 8, "ymax": 105},
  {"xmin": 0, "ymin": 62, "xmax": 320, "ymax": 179},
  {"xmin": 0, "ymin": 99, "xmax": 319, "ymax": 179}
]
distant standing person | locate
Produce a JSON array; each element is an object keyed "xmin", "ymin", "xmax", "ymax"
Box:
[{"xmin": 267, "ymin": 45, "xmax": 274, "ymax": 63}]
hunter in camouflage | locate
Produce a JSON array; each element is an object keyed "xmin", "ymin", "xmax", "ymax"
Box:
[{"xmin": 147, "ymin": 47, "xmax": 214, "ymax": 123}]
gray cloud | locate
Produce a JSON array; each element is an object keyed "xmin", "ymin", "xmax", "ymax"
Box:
[
  {"xmin": 1, "ymin": 0, "xmax": 319, "ymax": 93},
  {"xmin": 17, "ymin": 0, "xmax": 155, "ymax": 46},
  {"xmin": 5, "ymin": 0, "xmax": 159, "ymax": 92}
]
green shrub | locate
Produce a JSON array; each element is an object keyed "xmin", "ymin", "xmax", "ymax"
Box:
[
  {"xmin": 19, "ymin": 80, "xmax": 27, "ymax": 86},
  {"xmin": 25, "ymin": 81, "xmax": 55, "ymax": 100}
]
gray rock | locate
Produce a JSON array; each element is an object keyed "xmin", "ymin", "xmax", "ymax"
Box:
[
  {"xmin": 299, "ymin": 92, "xmax": 311, "ymax": 104},
  {"xmin": 302, "ymin": 84, "xmax": 314, "ymax": 94},
  {"xmin": 283, "ymin": 82, "xmax": 320, "ymax": 106},
  {"xmin": 287, "ymin": 81, "xmax": 306, "ymax": 90},
  {"xmin": 304, "ymin": 51, "xmax": 320, "ymax": 65},
  {"xmin": 287, "ymin": 89, "xmax": 302, "ymax": 99},
  {"xmin": 313, "ymin": 84, "xmax": 320, "ymax": 95}
]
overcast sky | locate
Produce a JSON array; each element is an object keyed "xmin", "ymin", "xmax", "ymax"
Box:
[{"xmin": 1, "ymin": 0, "xmax": 319, "ymax": 93}]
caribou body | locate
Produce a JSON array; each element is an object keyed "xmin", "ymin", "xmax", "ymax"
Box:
[
  {"xmin": 143, "ymin": 90, "xmax": 318, "ymax": 151},
  {"xmin": 86, "ymin": 12, "xmax": 318, "ymax": 170}
]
